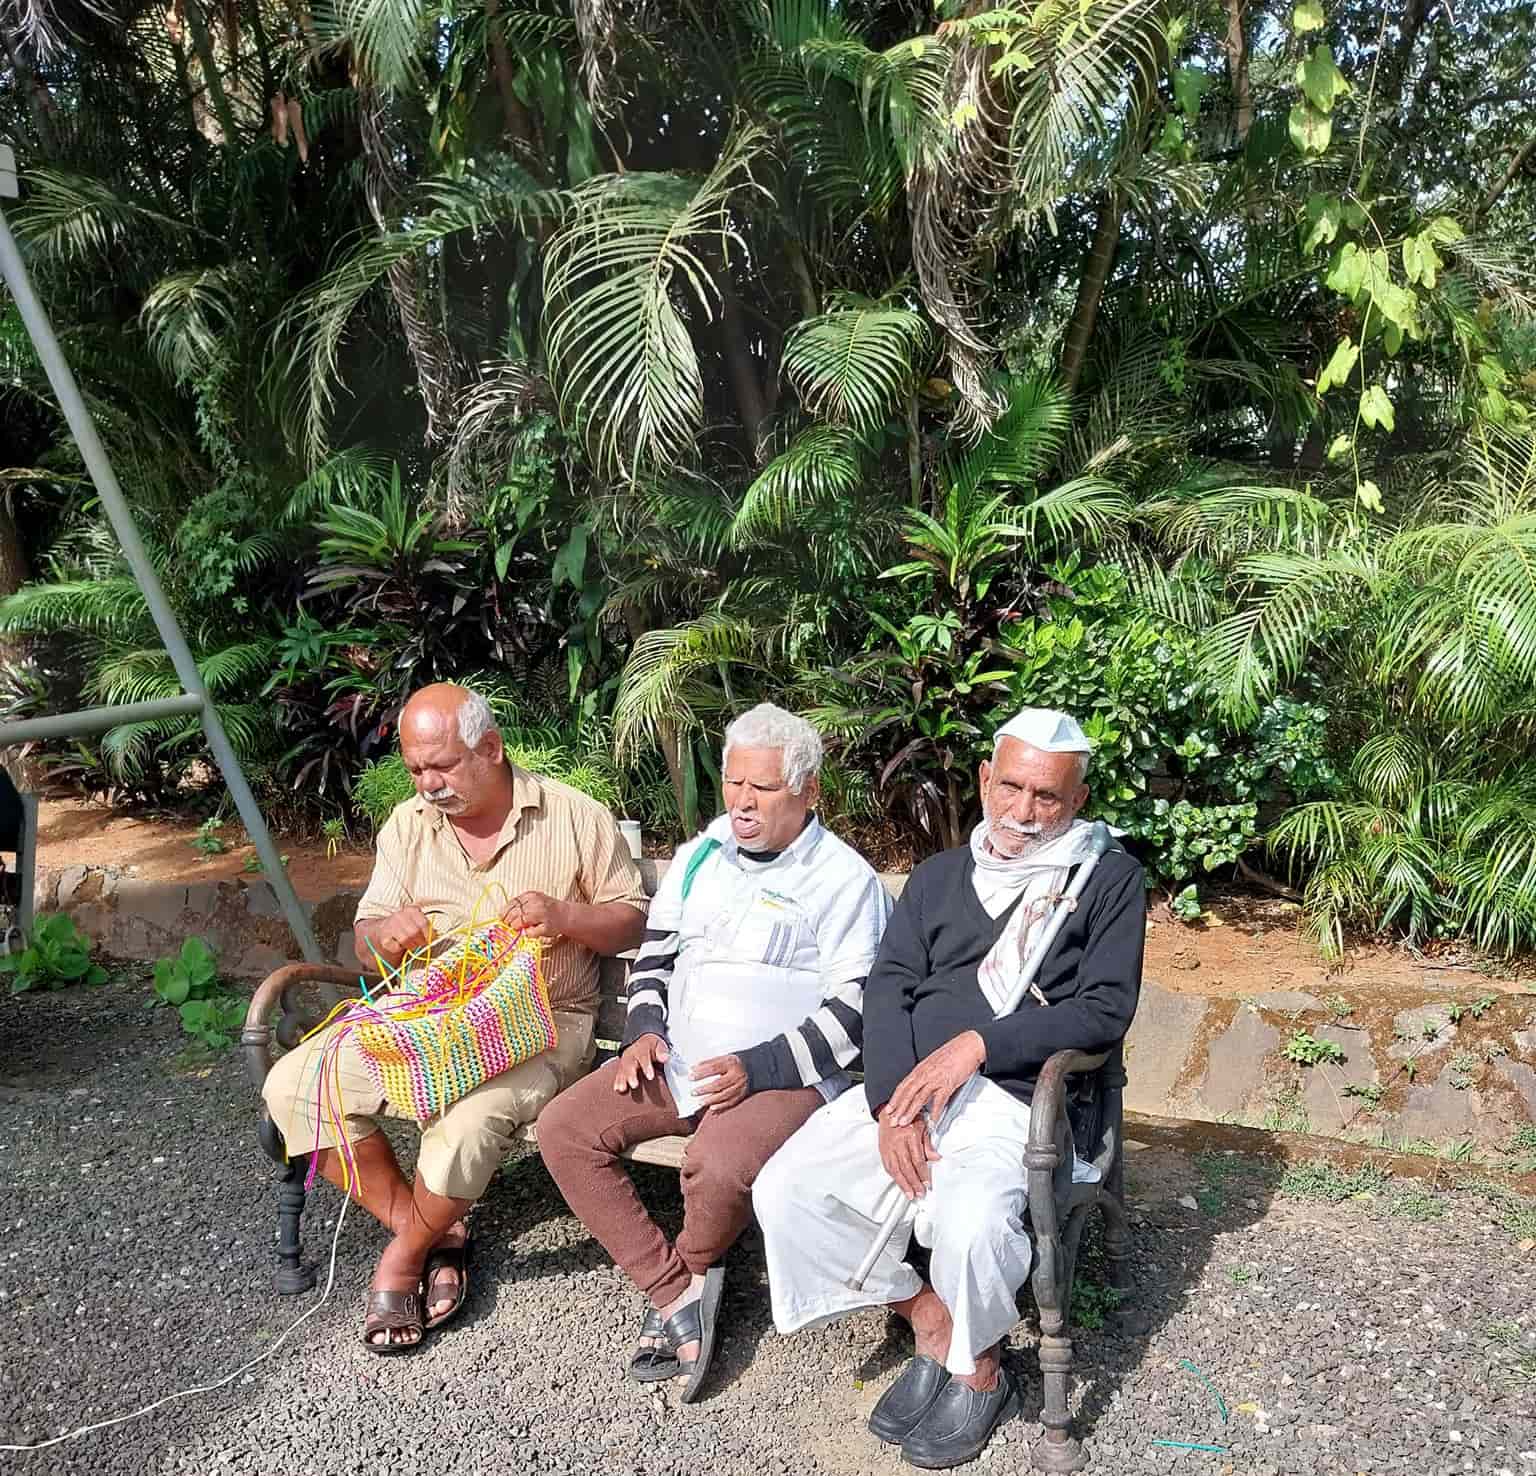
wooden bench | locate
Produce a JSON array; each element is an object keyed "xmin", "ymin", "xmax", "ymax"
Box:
[{"xmin": 241, "ymin": 927, "xmax": 1131, "ymax": 1471}]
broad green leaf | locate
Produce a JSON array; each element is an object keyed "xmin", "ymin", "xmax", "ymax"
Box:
[
  {"xmin": 494, "ymin": 540, "xmax": 513, "ymax": 582},
  {"xmin": 1325, "ymin": 242, "xmax": 1364, "ymax": 297},
  {"xmin": 1424, "ymin": 215, "xmax": 1465, "ymax": 244},
  {"xmin": 1326, "ymin": 433, "xmax": 1353, "ymax": 462},
  {"xmin": 1293, "ymin": 0, "xmax": 1325, "ymax": 32},
  {"xmin": 1297, "ymin": 45, "xmax": 1350, "ymax": 114},
  {"xmin": 1342, "ymin": 200, "xmax": 1369, "ymax": 230},
  {"xmin": 1356, "ymin": 479, "xmax": 1383, "ymax": 512},
  {"xmin": 1476, "ymin": 358, "xmax": 1509, "ymax": 389},
  {"xmin": 1402, "ymin": 233, "xmax": 1442, "ymax": 289},
  {"xmin": 1303, "ymin": 193, "xmax": 1342, "ymax": 252},
  {"xmin": 1316, "ymin": 337, "xmax": 1359, "ymax": 396},
  {"xmin": 552, "ymin": 524, "xmax": 588, "ymax": 588},
  {"xmin": 1174, "ymin": 66, "xmax": 1210, "ymax": 118},
  {"xmin": 1383, "ymin": 321, "xmax": 1403, "ymax": 354},
  {"xmin": 1359, "ymin": 384, "xmax": 1395, "ymax": 432},
  {"xmin": 1288, "ymin": 102, "xmax": 1332, "ymax": 155},
  {"xmin": 1156, "ymin": 114, "xmax": 1186, "ymax": 157}
]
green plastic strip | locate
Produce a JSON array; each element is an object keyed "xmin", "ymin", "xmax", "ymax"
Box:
[{"xmin": 681, "ymin": 837, "xmax": 722, "ymax": 901}]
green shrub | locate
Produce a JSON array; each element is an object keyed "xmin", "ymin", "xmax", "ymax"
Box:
[
  {"xmin": 0, "ymin": 914, "xmax": 109, "ymax": 993},
  {"xmin": 352, "ymin": 726, "xmax": 626, "ymax": 831},
  {"xmin": 151, "ymin": 937, "xmax": 245, "ymax": 1049}
]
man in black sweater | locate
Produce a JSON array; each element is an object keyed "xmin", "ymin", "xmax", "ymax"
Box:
[{"xmin": 753, "ymin": 708, "xmax": 1144, "ymax": 1470}]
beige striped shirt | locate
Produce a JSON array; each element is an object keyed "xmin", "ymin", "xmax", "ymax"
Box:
[{"xmin": 355, "ymin": 767, "xmax": 648, "ymax": 1015}]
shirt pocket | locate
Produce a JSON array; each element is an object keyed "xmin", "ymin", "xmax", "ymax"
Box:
[{"xmin": 728, "ymin": 892, "xmax": 812, "ymax": 969}]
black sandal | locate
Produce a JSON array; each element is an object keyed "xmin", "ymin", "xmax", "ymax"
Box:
[
  {"xmin": 661, "ymin": 1264, "xmax": 724, "ymax": 1404},
  {"xmin": 422, "ymin": 1237, "xmax": 472, "ymax": 1331},
  {"xmin": 628, "ymin": 1305, "xmax": 680, "ymax": 1383}
]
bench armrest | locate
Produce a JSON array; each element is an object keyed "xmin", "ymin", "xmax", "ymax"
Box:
[
  {"xmin": 241, "ymin": 963, "xmax": 382, "ymax": 1092},
  {"xmin": 1025, "ymin": 1048, "xmax": 1110, "ymax": 1300}
]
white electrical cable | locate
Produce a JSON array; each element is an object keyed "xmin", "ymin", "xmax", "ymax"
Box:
[{"xmin": 0, "ymin": 1196, "xmax": 351, "ymax": 1454}]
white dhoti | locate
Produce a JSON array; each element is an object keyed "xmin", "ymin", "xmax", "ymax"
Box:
[{"xmin": 753, "ymin": 1074, "xmax": 1037, "ymax": 1376}]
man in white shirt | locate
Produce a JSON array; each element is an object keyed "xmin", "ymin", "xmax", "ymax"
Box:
[{"xmin": 538, "ymin": 703, "xmax": 892, "ymax": 1402}]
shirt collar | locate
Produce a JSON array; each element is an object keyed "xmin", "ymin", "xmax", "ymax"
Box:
[
  {"xmin": 706, "ymin": 810, "xmax": 823, "ymax": 869},
  {"xmin": 417, "ymin": 763, "xmax": 542, "ymax": 852}
]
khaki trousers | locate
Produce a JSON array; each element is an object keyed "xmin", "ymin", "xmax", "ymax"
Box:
[{"xmin": 262, "ymin": 1006, "xmax": 595, "ymax": 1199}]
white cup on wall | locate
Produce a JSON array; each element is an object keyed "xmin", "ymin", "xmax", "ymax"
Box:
[{"xmin": 618, "ymin": 819, "xmax": 643, "ymax": 860}]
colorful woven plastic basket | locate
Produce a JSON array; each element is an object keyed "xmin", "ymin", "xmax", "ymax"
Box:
[{"xmin": 353, "ymin": 923, "xmax": 557, "ymax": 1122}]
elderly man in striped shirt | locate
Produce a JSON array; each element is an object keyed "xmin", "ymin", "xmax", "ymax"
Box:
[
  {"xmin": 262, "ymin": 683, "xmax": 648, "ymax": 1353},
  {"xmin": 539, "ymin": 704, "xmax": 892, "ymax": 1401}
]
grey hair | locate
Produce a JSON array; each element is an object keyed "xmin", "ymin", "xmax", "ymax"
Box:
[
  {"xmin": 457, "ymin": 689, "xmax": 497, "ymax": 748},
  {"xmin": 723, "ymin": 703, "xmax": 824, "ymax": 793},
  {"xmin": 991, "ymin": 730, "xmax": 1091, "ymax": 785}
]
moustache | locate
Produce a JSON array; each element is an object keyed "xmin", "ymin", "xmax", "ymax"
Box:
[
  {"xmin": 995, "ymin": 820, "xmax": 1042, "ymax": 836},
  {"xmin": 425, "ymin": 787, "xmax": 460, "ymax": 805}
]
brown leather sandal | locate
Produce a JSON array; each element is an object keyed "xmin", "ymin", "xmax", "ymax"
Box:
[
  {"xmin": 362, "ymin": 1287, "xmax": 424, "ymax": 1355},
  {"xmin": 423, "ymin": 1238, "xmax": 471, "ymax": 1331}
]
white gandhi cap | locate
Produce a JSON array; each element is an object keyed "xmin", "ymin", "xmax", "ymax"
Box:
[{"xmin": 994, "ymin": 707, "xmax": 1092, "ymax": 754}]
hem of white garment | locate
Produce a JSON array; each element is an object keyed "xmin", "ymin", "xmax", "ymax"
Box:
[{"xmin": 771, "ymin": 1272, "xmax": 923, "ymax": 1335}]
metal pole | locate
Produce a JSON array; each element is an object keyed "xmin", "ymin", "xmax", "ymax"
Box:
[
  {"xmin": 0, "ymin": 204, "xmax": 322, "ymax": 962},
  {"xmin": 0, "ymin": 693, "xmax": 206, "ymax": 745}
]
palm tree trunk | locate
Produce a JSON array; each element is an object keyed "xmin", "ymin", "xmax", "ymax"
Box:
[
  {"xmin": 182, "ymin": 0, "xmax": 241, "ymax": 146},
  {"xmin": 484, "ymin": 0, "xmax": 546, "ymax": 171},
  {"xmin": 1222, "ymin": 0, "xmax": 1252, "ymax": 144},
  {"xmin": 1058, "ymin": 192, "xmax": 1124, "ymax": 395},
  {"xmin": 720, "ymin": 292, "xmax": 769, "ymax": 449}
]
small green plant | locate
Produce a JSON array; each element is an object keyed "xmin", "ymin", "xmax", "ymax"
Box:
[
  {"xmin": 1170, "ymin": 883, "xmax": 1203, "ymax": 922},
  {"xmin": 152, "ymin": 937, "xmax": 219, "ymax": 1005},
  {"xmin": 1284, "ymin": 1029, "xmax": 1345, "ymax": 1066},
  {"xmin": 1342, "ymin": 1082, "xmax": 1386, "ymax": 1108},
  {"xmin": 1386, "ymin": 1187, "xmax": 1446, "ymax": 1222},
  {"xmin": 0, "ymin": 914, "xmax": 108, "ymax": 993},
  {"xmin": 1448, "ymin": 1050, "xmax": 1480, "ymax": 1090},
  {"xmin": 1325, "ymin": 994, "xmax": 1353, "ymax": 1019},
  {"xmin": 191, "ymin": 818, "xmax": 227, "ymax": 858},
  {"xmin": 1227, "ymin": 1264, "xmax": 1255, "ymax": 1285},
  {"xmin": 1278, "ymin": 1159, "xmax": 1391, "ymax": 1201},
  {"xmin": 1504, "ymin": 1125, "xmax": 1536, "ymax": 1173},
  {"xmin": 1262, "ymin": 1086, "xmax": 1311, "ymax": 1134},
  {"xmin": 1422, "ymin": 1019, "xmax": 1442, "ymax": 1041},
  {"xmin": 1195, "ymin": 1151, "xmax": 1243, "ymax": 1214},
  {"xmin": 1070, "ymin": 1277, "xmax": 1122, "ymax": 1331},
  {"xmin": 1442, "ymin": 1136, "xmax": 1476, "ymax": 1164},
  {"xmin": 322, "ymin": 817, "xmax": 346, "ymax": 859},
  {"xmin": 241, "ymin": 853, "xmax": 290, "ymax": 874},
  {"xmin": 1488, "ymin": 1319, "xmax": 1521, "ymax": 1346},
  {"xmin": 151, "ymin": 937, "xmax": 244, "ymax": 1050},
  {"xmin": 1403, "ymin": 1058, "xmax": 1419, "ymax": 1083},
  {"xmin": 1447, "ymin": 996, "xmax": 1496, "ymax": 1024}
]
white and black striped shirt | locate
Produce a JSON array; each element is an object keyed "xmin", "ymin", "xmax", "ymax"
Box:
[{"xmin": 622, "ymin": 814, "xmax": 893, "ymax": 1105}]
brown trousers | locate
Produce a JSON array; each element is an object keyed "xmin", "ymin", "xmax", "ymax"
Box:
[{"xmin": 538, "ymin": 1060, "xmax": 824, "ymax": 1308}]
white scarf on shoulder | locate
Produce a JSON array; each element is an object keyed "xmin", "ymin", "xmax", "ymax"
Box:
[{"xmin": 971, "ymin": 818, "xmax": 1101, "ymax": 1014}]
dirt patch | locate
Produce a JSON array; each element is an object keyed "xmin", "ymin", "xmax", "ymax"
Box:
[
  {"xmin": 30, "ymin": 799, "xmax": 1536, "ymax": 1007},
  {"xmin": 33, "ymin": 797, "xmax": 372, "ymax": 901}
]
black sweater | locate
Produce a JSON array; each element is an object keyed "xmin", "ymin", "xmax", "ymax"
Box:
[{"xmin": 861, "ymin": 842, "xmax": 1145, "ymax": 1115}]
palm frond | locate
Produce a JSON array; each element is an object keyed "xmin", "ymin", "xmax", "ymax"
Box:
[
  {"xmin": 544, "ymin": 127, "xmax": 771, "ymax": 479},
  {"xmin": 781, "ymin": 299, "xmax": 930, "ymax": 430},
  {"xmin": 729, "ymin": 424, "xmax": 866, "ymax": 545}
]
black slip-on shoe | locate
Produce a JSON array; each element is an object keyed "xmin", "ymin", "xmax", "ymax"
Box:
[
  {"xmin": 900, "ymin": 1369, "xmax": 1021, "ymax": 1469},
  {"xmin": 868, "ymin": 1355, "xmax": 951, "ymax": 1444}
]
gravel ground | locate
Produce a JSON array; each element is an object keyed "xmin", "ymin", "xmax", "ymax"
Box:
[{"xmin": 3, "ymin": 976, "xmax": 1535, "ymax": 1476}]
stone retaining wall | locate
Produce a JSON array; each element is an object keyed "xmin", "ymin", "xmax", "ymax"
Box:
[{"xmin": 38, "ymin": 863, "xmax": 1536, "ymax": 1154}]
